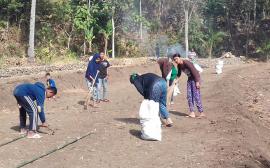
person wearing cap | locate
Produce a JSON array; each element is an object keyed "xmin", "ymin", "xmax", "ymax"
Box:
[
  {"xmin": 130, "ymin": 73, "xmax": 173, "ymax": 127},
  {"xmin": 172, "ymin": 54, "xmax": 205, "ymax": 118}
]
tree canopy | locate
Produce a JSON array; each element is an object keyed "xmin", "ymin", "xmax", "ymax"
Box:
[{"xmin": 0, "ymin": 0, "xmax": 269, "ymax": 63}]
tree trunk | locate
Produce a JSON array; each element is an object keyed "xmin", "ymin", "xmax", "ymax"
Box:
[
  {"xmin": 67, "ymin": 35, "xmax": 71, "ymax": 49},
  {"xmin": 88, "ymin": 0, "xmax": 91, "ymax": 9},
  {"xmin": 263, "ymin": 6, "xmax": 266, "ymax": 19},
  {"xmin": 83, "ymin": 40, "xmax": 86, "ymax": 56},
  {"xmin": 209, "ymin": 44, "xmax": 213, "ymax": 59},
  {"xmin": 253, "ymin": 0, "xmax": 256, "ymax": 25},
  {"xmin": 245, "ymin": 12, "xmax": 251, "ymax": 57},
  {"xmin": 27, "ymin": 0, "xmax": 37, "ymax": 62},
  {"xmin": 88, "ymin": 40, "xmax": 92, "ymax": 53},
  {"xmin": 112, "ymin": 17, "xmax": 115, "ymax": 59},
  {"xmin": 6, "ymin": 20, "xmax": 9, "ymax": 40},
  {"xmin": 139, "ymin": 0, "xmax": 143, "ymax": 40},
  {"xmin": 104, "ymin": 37, "xmax": 108, "ymax": 57},
  {"xmin": 67, "ymin": 24, "xmax": 73, "ymax": 50},
  {"xmin": 184, "ymin": 7, "xmax": 189, "ymax": 58}
]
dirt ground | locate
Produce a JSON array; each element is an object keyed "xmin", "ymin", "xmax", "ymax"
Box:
[{"xmin": 0, "ymin": 62, "xmax": 269, "ymax": 168}]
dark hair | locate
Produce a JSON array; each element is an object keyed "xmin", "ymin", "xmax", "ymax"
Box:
[
  {"xmin": 172, "ymin": 54, "xmax": 181, "ymax": 59},
  {"xmin": 48, "ymin": 87, "xmax": 57, "ymax": 95},
  {"xmin": 45, "ymin": 72, "xmax": 51, "ymax": 76}
]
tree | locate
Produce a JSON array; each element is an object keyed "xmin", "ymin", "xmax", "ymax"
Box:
[
  {"xmin": 99, "ymin": 20, "xmax": 113, "ymax": 56},
  {"xmin": 201, "ymin": 30, "xmax": 227, "ymax": 58},
  {"xmin": 112, "ymin": 14, "xmax": 115, "ymax": 58},
  {"xmin": 183, "ymin": 0, "xmax": 204, "ymax": 57},
  {"xmin": 27, "ymin": 0, "xmax": 36, "ymax": 61},
  {"xmin": 54, "ymin": 1, "xmax": 74, "ymax": 49},
  {"xmin": 257, "ymin": 40, "xmax": 270, "ymax": 62},
  {"xmin": 74, "ymin": 4, "xmax": 97, "ymax": 55}
]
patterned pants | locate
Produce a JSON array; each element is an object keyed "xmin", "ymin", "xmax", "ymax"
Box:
[
  {"xmin": 85, "ymin": 78, "xmax": 98, "ymax": 101},
  {"xmin": 149, "ymin": 80, "xmax": 169, "ymax": 119},
  {"xmin": 187, "ymin": 79, "xmax": 203, "ymax": 113}
]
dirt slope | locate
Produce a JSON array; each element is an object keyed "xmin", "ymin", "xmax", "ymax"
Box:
[{"xmin": 0, "ymin": 63, "xmax": 269, "ymax": 168}]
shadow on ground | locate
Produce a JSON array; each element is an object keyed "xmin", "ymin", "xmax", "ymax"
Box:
[
  {"xmin": 129, "ymin": 129, "xmax": 141, "ymax": 139},
  {"xmin": 10, "ymin": 126, "xmax": 20, "ymax": 132},
  {"xmin": 78, "ymin": 100, "xmax": 85, "ymax": 106},
  {"xmin": 115, "ymin": 118, "xmax": 140, "ymax": 125},
  {"xmin": 170, "ymin": 110, "xmax": 188, "ymax": 117}
]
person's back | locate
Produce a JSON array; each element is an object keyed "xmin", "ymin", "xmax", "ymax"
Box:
[
  {"xmin": 132, "ymin": 73, "xmax": 163, "ymax": 99},
  {"xmin": 13, "ymin": 82, "xmax": 47, "ymax": 138},
  {"xmin": 14, "ymin": 82, "xmax": 45, "ymax": 101},
  {"xmin": 85, "ymin": 53, "xmax": 100, "ymax": 81},
  {"xmin": 130, "ymin": 73, "xmax": 173, "ymax": 127}
]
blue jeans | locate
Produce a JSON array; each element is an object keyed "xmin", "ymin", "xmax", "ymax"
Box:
[
  {"xmin": 85, "ymin": 78, "xmax": 98, "ymax": 101},
  {"xmin": 97, "ymin": 78, "xmax": 108, "ymax": 100},
  {"xmin": 149, "ymin": 80, "xmax": 169, "ymax": 119}
]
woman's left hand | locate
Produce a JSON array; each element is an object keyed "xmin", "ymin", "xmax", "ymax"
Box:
[{"xmin": 196, "ymin": 82, "xmax": 200, "ymax": 89}]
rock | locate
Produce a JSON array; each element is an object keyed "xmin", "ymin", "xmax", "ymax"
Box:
[{"xmin": 221, "ymin": 52, "xmax": 236, "ymax": 58}]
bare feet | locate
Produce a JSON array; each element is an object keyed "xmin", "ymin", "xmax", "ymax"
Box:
[
  {"xmin": 27, "ymin": 131, "xmax": 42, "ymax": 139},
  {"xmin": 186, "ymin": 112, "xmax": 196, "ymax": 118},
  {"xmin": 101, "ymin": 99, "xmax": 110, "ymax": 102},
  {"xmin": 40, "ymin": 122, "xmax": 49, "ymax": 127},
  {"xmin": 166, "ymin": 118, "xmax": 173, "ymax": 127},
  {"xmin": 20, "ymin": 128, "xmax": 27, "ymax": 135},
  {"xmin": 197, "ymin": 112, "xmax": 206, "ymax": 118}
]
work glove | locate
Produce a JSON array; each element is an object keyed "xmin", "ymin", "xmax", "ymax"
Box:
[{"xmin": 37, "ymin": 106, "xmax": 42, "ymax": 113}]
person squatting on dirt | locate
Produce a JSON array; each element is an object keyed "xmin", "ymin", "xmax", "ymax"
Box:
[
  {"xmin": 13, "ymin": 82, "xmax": 57, "ymax": 138},
  {"xmin": 172, "ymin": 54, "xmax": 205, "ymax": 118},
  {"xmin": 85, "ymin": 53, "xmax": 101, "ymax": 105},
  {"xmin": 45, "ymin": 72, "xmax": 57, "ymax": 101},
  {"xmin": 45, "ymin": 72, "xmax": 56, "ymax": 88},
  {"xmin": 130, "ymin": 73, "xmax": 173, "ymax": 127},
  {"xmin": 97, "ymin": 52, "xmax": 110, "ymax": 102},
  {"xmin": 157, "ymin": 57, "xmax": 181, "ymax": 105}
]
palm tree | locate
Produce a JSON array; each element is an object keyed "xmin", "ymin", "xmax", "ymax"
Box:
[
  {"xmin": 257, "ymin": 41, "xmax": 270, "ymax": 62},
  {"xmin": 201, "ymin": 30, "xmax": 227, "ymax": 58},
  {"xmin": 99, "ymin": 20, "xmax": 113, "ymax": 56},
  {"xmin": 85, "ymin": 27, "xmax": 95, "ymax": 53}
]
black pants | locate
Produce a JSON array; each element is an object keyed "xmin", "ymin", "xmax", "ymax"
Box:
[{"xmin": 14, "ymin": 96, "xmax": 38, "ymax": 131}]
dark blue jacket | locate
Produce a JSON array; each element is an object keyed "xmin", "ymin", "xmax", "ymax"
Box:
[
  {"xmin": 132, "ymin": 73, "xmax": 164, "ymax": 99},
  {"xmin": 13, "ymin": 82, "xmax": 46, "ymax": 122},
  {"xmin": 85, "ymin": 53, "xmax": 100, "ymax": 84}
]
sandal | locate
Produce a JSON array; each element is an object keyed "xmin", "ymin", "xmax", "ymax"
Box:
[
  {"xmin": 185, "ymin": 115, "xmax": 196, "ymax": 118},
  {"xmin": 27, "ymin": 133, "xmax": 42, "ymax": 139}
]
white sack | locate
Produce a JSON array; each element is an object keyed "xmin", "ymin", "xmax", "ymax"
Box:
[
  {"xmin": 139, "ymin": 100, "xmax": 162, "ymax": 141},
  {"xmin": 194, "ymin": 63, "xmax": 203, "ymax": 73},
  {"xmin": 173, "ymin": 84, "xmax": 181, "ymax": 97}
]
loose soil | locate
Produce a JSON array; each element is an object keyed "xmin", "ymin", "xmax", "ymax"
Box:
[{"xmin": 0, "ymin": 62, "xmax": 269, "ymax": 168}]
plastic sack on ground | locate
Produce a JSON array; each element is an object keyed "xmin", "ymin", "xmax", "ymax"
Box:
[
  {"xmin": 194, "ymin": 63, "xmax": 203, "ymax": 73},
  {"xmin": 216, "ymin": 60, "xmax": 224, "ymax": 74},
  {"xmin": 173, "ymin": 84, "xmax": 181, "ymax": 97},
  {"xmin": 139, "ymin": 99, "xmax": 162, "ymax": 141}
]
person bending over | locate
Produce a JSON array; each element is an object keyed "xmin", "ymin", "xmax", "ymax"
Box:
[
  {"xmin": 13, "ymin": 82, "xmax": 57, "ymax": 138},
  {"xmin": 130, "ymin": 73, "xmax": 173, "ymax": 127}
]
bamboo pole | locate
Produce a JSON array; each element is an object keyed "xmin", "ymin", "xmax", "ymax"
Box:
[
  {"xmin": 0, "ymin": 135, "xmax": 26, "ymax": 148},
  {"xmin": 16, "ymin": 131, "xmax": 95, "ymax": 168}
]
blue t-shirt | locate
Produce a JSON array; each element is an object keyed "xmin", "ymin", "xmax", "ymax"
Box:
[{"xmin": 47, "ymin": 79, "xmax": 56, "ymax": 88}]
